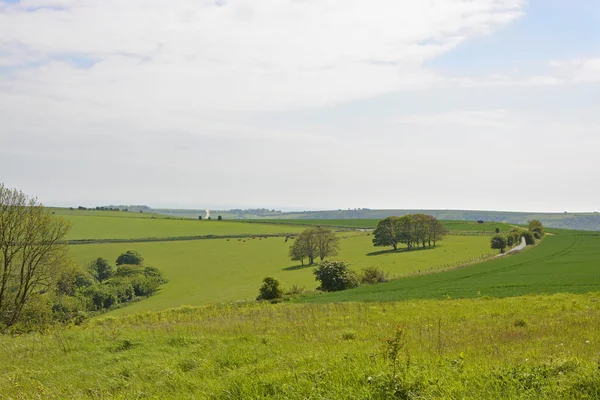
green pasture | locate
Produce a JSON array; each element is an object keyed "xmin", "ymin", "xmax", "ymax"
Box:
[
  {"xmin": 2, "ymin": 293, "xmax": 600, "ymax": 398},
  {"xmin": 302, "ymin": 232, "xmax": 600, "ymax": 303},
  {"xmin": 68, "ymin": 233, "xmax": 492, "ymax": 315},
  {"xmin": 252, "ymin": 218, "xmax": 515, "ymax": 232},
  {"xmin": 61, "ymin": 216, "xmax": 305, "ymax": 241}
]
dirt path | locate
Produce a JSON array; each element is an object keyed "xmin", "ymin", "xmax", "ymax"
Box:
[{"xmin": 496, "ymin": 236, "xmax": 526, "ymax": 258}]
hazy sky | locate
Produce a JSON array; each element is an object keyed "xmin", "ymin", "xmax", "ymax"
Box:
[{"xmin": 1, "ymin": 0, "xmax": 599, "ymax": 212}]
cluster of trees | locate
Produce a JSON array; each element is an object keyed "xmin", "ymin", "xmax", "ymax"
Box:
[
  {"xmin": 61, "ymin": 251, "xmax": 167, "ymax": 312},
  {"xmin": 198, "ymin": 215, "xmax": 223, "ymax": 220},
  {"xmin": 0, "ymin": 184, "xmax": 72, "ymax": 330},
  {"xmin": 288, "ymin": 227, "xmax": 340, "ymax": 265},
  {"xmin": 0, "ymin": 184, "xmax": 168, "ymax": 332},
  {"xmin": 372, "ymin": 214, "xmax": 449, "ymax": 251},
  {"xmin": 490, "ymin": 220, "xmax": 544, "ymax": 253}
]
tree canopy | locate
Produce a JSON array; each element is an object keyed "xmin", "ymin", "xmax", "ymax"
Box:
[
  {"xmin": 372, "ymin": 214, "xmax": 449, "ymax": 251},
  {"xmin": 288, "ymin": 227, "xmax": 340, "ymax": 265}
]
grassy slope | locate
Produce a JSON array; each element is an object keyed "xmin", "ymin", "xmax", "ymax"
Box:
[
  {"xmin": 249, "ymin": 219, "xmax": 516, "ymax": 232},
  {"xmin": 69, "ymin": 233, "xmax": 492, "ymax": 315},
  {"xmin": 301, "ymin": 232, "xmax": 600, "ymax": 303},
  {"xmin": 2, "ymin": 293, "xmax": 600, "ymax": 399},
  {"xmin": 62, "ymin": 216, "xmax": 305, "ymax": 241}
]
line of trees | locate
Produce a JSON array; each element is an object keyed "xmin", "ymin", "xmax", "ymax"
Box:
[
  {"xmin": 491, "ymin": 220, "xmax": 544, "ymax": 253},
  {"xmin": 372, "ymin": 214, "xmax": 449, "ymax": 251},
  {"xmin": 288, "ymin": 227, "xmax": 340, "ymax": 265}
]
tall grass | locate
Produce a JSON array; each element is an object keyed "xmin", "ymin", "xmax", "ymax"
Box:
[{"xmin": 1, "ymin": 293, "xmax": 600, "ymax": 398}]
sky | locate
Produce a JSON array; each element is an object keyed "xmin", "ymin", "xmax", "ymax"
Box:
[{"xmin": 1, "ymin": 0, "xmax": 599, "ymax": 212}]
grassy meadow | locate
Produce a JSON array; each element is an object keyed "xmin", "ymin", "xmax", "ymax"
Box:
[
  {"xmin": 69, "ymin": 233, "xmax": 493, "ymax": 315},
  {"xmin": 2, "ymin": 293, "xmax": 600, "ymax": 398},
  {"xmin": 301, "ymin": 232, "xmax": 600, "ymax": 303},
  {"xmin": 61, "ymin": 216, "xmax": 305, "ymax": 241},
  {"xmin": 251, "ymin": 218, "xmax": 516, "ymax": 233}
]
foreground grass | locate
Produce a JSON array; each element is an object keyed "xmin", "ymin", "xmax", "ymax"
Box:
[
  {"xmin": 301, "ymin": 232, "xmax": 600, "ymax": 303},
  {"xmin": 68, "ymin": 234, "xmax": 492, "ymax": 315},
  {"xmin": 2, "ymin": 293, "xmax": 600, "ymax": 399}
]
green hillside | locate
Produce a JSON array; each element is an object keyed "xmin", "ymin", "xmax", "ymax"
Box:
[
  {"xmin": 2, "ymin": 293, "xmax": 600, "ymax": 399},
  {"xmin": 301, "ymin": 231, "xmax": 600, "ymax": 303},
  {"xmin": 69, "ymin": 233, "xmax": 492, "ymax": 315}
]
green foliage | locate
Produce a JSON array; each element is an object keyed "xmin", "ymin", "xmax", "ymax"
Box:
[
  {"xmin": 288, "ymin": 227, "xmax": 339, "ymax": 265},
  {"xmin": 373, "ymin": 214, "xmax": 449, "ymax": 251},
  {"xmin": 68, "ymin": 234, "xmax": 493, "ymax": 315},
  {"xmin": 218, "ymin": 215, "xmax": 222, "ymax": 221},
  {"xmin": 88, "ymin": 257, "xmax": 114, "ymax": 282},
  {"xmin": 491, "ymin": 234, "xmax": 508, "ymax": 253},
  {"xmin": 114, "ymin": 264, "xmax": 145, "ymax": 278},
  {"xmin": 522, "ymin": 231, "xmax": 536, "ymax": 246},
  {"xmin": 3, "ymin": 294, "xmax": 600, "ymax": 398},
  {"xmin": 116, "ymin": 250, "xmax": 144, "ymax": 266},
  {"xmin": 301, "ymin": 233, "xmax": 600, "ymax": 303},
  {"xmin": 528, "ymin": 219, "xmax": 545, "ymax": 238},
  {"xmin": 257, "ymin": 277, "xmax": 283, "ymax": 300},
  {"xmin": 360, "ymin": 266, "xmax": 388, "ymax": 284},
  {"xmin": 313, "ymin": 260, "xmax": 358, "ymax": 292}
]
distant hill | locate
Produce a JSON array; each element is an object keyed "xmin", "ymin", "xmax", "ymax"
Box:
[{"xmin": 152, "ymin": 208, "xmax": 600, "ymax": 231}]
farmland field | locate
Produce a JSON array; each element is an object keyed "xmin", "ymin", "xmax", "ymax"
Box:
[
  {"xmin": 301, "ymin": 232, "xmax": 600, "ymax": 303},
  {"xmin": 250, "ymin": 218, "xmax": 516, "ymax": 232},
  {"xmin": 61, "ymin": 216, "xmax": 305, "ymax": 241},
  {"xmin": 69, "ymin": 233, "xmax": 493, "ymax": 315},
  {"xmin": 2, "ymin": 293, "xmax": 600, "ymax": 398}
]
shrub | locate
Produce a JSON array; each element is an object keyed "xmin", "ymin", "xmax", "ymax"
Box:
[
  {"xmin": 257, "ymin": 277, "xmax": 283, "ymax": 300},
  {"xmin": 360, "ymin": 266, "xmax": 388, "ymax": 284},
  {"xmin": 130, "ymin": 277, "xmax": 161, "ymax": 297},
  {"xmin": 116, "ymin": 251, "xmax": 144, "ymax": 266},
  {"xmin": 114, "ymin": 264, "xmax": 145, "ymax": 278},
  {"xmin": 522, "ymin": 231, "xmax": 536, "ymax": 245},
  {"xmin": 491, "ymin": 235, "xmax": 507, "ymax": 253},
  {"xmin": 83, "ymin": 284, "xmax": 118, "ymax": 310},
  {"xmin": 314, "ymin": 260, "xmax": 359, "ymax": 292},
  {"xmin": 144, "ymin": 266, "xmax": 167, "ymax": 283},
  {"xmin": 286, "ymin": 285, "xmax": 305, "ymax": 295},
  {"xmin": 89, "ymin": 257, "xmax": 114, "ymax": 282}
]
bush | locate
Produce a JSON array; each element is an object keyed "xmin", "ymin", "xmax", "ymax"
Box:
[
  {"xmin": 144, "ymin": 266, "xmax": 167, "ymax": 283},
  {"xmin": 89, "ymin": 257, "xmax": 114, "ymax": 282},
  {"xmin": 114, "ymin": 264, "xmax": 145, "ymax": 278},
  {"xmin": 360, "ymin": 266, "xmax": 388, "ymax": 284},
  {"xmin": 314, "ymin": 260, "xmax": 359, "ymax": 292},
  {"xmin": 286, "ymin": 285, "xmax": 305, "ymax": 295},
  {"xmin": 116, "ymin": 251, "xmax": 144, "ymax": 266},
  {"xmin": 522, "ymin": 231, "xmax": 536, "ymax": 245},
  {"xmin": 491, "ymin": 235, "xmax": 507, "ymax": 253},
  {"xmin": 257, "ymin": 277, "xmax": 283, "ymax": 300},
  {"xmin": 83, "ymin": 284, "xmax": 118, "ymax": 310},
  {"xmin": 130, "ymin": 277, "xmax": 161, "ymax": 297}
]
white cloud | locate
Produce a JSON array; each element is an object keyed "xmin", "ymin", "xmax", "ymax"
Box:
[{"xmin": 1, "ymin": 0, "xmax": 526, "ymax": 111}]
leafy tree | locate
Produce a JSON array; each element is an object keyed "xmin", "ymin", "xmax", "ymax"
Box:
[
  {"xmin": 314, "ymin": 227, "xmax": 340, "ymax": 261},
  {"xmin": 198, "ymin": 216, "xmax": 202, "ymax": 220},
  {"xmin": 217, "ymin": 215, "xmax": 223, "ymax": 221},
  {"xmin": 288, "ymin": 228, "xmax": 318, "ymax": 265},
  {"xmin": 116, "ymin": 250, "xmax": 144, "ymax": 266},
  {"xmin": 257, "ymin": 277, "xmax": 283, "ymax": 300},
  {"xmin": 495, "ymin": 228, "xmax": 501, "ymax": 234},
  {"xmin": 0, "ymin": 184, "xmax": 72, "ymax": 328},
  {"xmin": 89, "ymin": 257, "xmax": 114, "ymax": 282},
  {"xmin": 372, "ymin": 216, "xmax": 403, "ymax": 250},
  {"xmin": 288, "ymin": 240, "xmax": 306, "ymax": 265},
  {"xmin": 528, "ymin": 220, "xmax": 544, "ymax": 238},
  {"xmin": 491, "ymin": 235, "xmax": 507, "ymax": 253},
  {"xmin": 522, "ymin": 231, "xmax": 536, "ymax": 246},
  {"xmin": 313, "ymin": 260, "xmax": 359, "ymax": 292},
  {"xmin": 426, "ymin": 216, "xmax": 449, "ymax": 247}
]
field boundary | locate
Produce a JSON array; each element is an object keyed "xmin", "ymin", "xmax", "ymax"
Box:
[{"xmin": 63, "ymin": 233, "xmax": 298, "ymax": 245}]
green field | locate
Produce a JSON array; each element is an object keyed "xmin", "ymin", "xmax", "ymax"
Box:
[
  {"xmin": 301, "ymin": 232, "xmax": 600, "ymax": 303},
  {"xmin": 69, "ymin": 233, "xmax": 492, "ymax": 315},
  {"xmin": 2, "ymin": 293, "xmax": 600, "ymax": 398},
  {"xmin": 61, "ymin": 216, "xmax": 305, "ymax": 241},
  {"xmin": 250, "ymin": 218, "xmax": 516, "ymax": 233}
]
